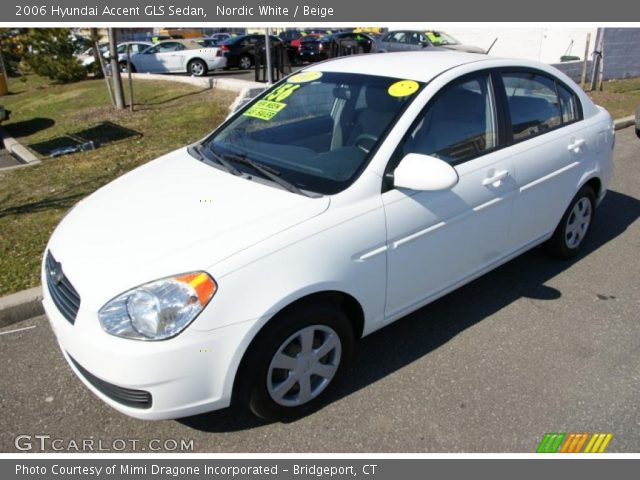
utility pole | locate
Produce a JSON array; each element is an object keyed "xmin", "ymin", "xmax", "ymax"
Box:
[{"xmin": 108, "ymin": 28, "xmax": 125, "ymax": 109}]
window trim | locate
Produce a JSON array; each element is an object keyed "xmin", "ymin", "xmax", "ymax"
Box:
[
  {"xmin": 383, "ymin": 69, "xmax": 503, "ymax": 192},
  {"xmin": 497, "ymin": 67, "xmax": 584, "ymax": 146}
]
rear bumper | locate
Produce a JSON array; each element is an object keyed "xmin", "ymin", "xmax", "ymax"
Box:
[{"xmin": 206, "ymin": 56, "xmax": 227, "ymax": 71}]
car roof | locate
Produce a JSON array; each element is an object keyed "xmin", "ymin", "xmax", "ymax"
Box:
[{"xmin": 306, "ymin": 51, "xmax": 489, "ymax": 82}]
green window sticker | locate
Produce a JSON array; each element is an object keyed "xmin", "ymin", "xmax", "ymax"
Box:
[{"xmin": 243, "ymin": 100, "xmax": 287, "ymax": 121}]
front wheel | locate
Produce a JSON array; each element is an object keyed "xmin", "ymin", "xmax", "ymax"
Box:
[
  {"xmin": 546, "ymin": 185, "xmax": 596, "ymax": 259},
  {"xmin": 188, "ymin": 59, "xmax": 207, "ymax": 77},
  {"xmin": 236, "ymin": 303, "xmax": 354, "ymax": 421}
]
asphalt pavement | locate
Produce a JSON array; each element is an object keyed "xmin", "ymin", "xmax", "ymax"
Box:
[{"xmin": 1, "ymin": 127, "xmax": 638, "ymax": 453}]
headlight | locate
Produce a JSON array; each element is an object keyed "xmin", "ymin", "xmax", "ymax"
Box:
[{"xmin": 98, "ymin": 272, "xmax": 217, "ymax": 341}]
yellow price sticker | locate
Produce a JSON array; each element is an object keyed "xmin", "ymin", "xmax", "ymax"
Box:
[
  {"xmin": 288, "ymin": 71, "xmax": 323, "ymax": 83},
  {"xmin": 388, "ymin": 80, "xmax": 420, "ymax": 98},
  {"xmin": 243, "ymin": 100, "xmax": 287, "ymax": 121}
]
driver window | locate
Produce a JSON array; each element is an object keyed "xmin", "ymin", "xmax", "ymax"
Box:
[{"xmin": 401, "ymin": 74, "xmax": 498, "ymax": 165}]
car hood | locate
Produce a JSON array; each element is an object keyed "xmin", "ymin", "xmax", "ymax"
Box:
[{"xmin": 47, "ymin": 148, "xmax": 330, "ymax": 309}]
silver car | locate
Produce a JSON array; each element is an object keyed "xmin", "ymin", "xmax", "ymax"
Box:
[{"xmin": 377, "ymin": 30, "xmax": 485, "ymax": 54}]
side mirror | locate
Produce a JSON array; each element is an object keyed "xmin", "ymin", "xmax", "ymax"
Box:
[{"xmin": 393, "ymin": 153, "xmax": 459, "ymax": 191}]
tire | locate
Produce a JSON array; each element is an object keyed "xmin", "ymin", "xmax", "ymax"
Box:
[
  {"xmin": 546, "ymin": 185, "xmax": 596, "ymax": 259},
  {"xmin": 239, "ymin": 55, "xmax": 252, "ymax": 70},
  {"xmin": 636, "ymin": 127, "xmax": 640, "ymax": 139},
  {"xmin": 119, "ymin": 62, "xmax": 135, "ymax": 73},
  {"xmin": 188, "ymin": 59, "xmax": 207, "ymax": 77},
  {"xmin": 235, "ymin": 302, "xmax": 354, "ymax": 421}
]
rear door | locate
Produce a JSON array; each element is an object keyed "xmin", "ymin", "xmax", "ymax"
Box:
[{"xmin": 499, "ymin": 70, "xmax": 589, "ymax": 251}]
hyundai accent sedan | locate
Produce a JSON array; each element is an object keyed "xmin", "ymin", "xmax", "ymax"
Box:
[{"xmin": 43, "ymin": 52, "xmax": 614, "ymax": 421}]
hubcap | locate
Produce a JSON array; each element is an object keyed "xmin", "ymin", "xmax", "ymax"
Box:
[
  {"xmin": 565, "ymin": 197, "xmax": 592, "ymax": 249},
  {"xmin": 267, "ymin": 325, "xmax": 341, "ymax": 407},
  {"xmin": 191, "ymin": 62, "xmax": 204, "ymax": 76},
  {"xmin": 240, "ymin": 57, "xmax": 251, "ymax": 69}
]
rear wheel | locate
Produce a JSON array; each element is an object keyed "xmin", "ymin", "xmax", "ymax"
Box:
[
  {"xmin": 239, "ymin": 55, "xmax": 252, "ymax": 70},
  {"xmin": 236, "ymin": 302, "xmax": 354, "ymax": 421},
  {"xmin": 119, "ymin": 61, "xmax": 135, "ymax": 73},
  {"xmin": 188, "ymin": 59, "xmax": 207, "ymax": 77},
  {"xmin": 546, "ymin": 185, "xmax": 596, "ymax": 259}
]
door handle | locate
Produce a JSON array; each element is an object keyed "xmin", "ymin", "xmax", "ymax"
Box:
[
  {"xmin": 482, "ymin": 169, "xmax": 509, "ymax": 186},
  {"xmin": 567, "ymin": 138, "xmax": 585, "ymax": 153}
]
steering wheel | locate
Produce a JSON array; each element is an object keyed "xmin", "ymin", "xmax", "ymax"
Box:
[{"xmin": 354, "ymin": 134, "xmax": 378, "ymax": 153}]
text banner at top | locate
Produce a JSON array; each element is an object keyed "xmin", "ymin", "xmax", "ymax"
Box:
[{"xmin": 4, "ymin": 0, "xmax": 640, "ymax": 23}]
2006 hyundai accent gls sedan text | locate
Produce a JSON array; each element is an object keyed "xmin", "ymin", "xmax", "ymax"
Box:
[{"xmin": 43, "ymin": 51, "xmax": 614, "ymax": 421}]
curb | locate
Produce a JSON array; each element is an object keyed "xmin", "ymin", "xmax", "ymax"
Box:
[
  {"xmin": 0, "ymin": 126, "xmax": 41, "ymax": 170},
  {"xmin": 614, "ymin": 115, "xmax": 635, "ymax": 130},
  {"xmin": 129, "ymin": 72, "xmax": 264, "ymax": 93},
  {"xmin": 0, "ymin": 286, "xmax": 44, "ymax": 329},
  {"xmin": 0, "ymin": 114, "xmax": 637, "ymax": 327}
]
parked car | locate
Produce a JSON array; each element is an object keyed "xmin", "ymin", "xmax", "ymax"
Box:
[
  {"xmin": 298, "ymin": 32, "xmax": 377, "ymax": 63},
  {"xmin": 43, "ymin": 51, "xmax": 614, "ymax": 422},
  {"xmin": 113, "ymin": 41, "xmax": 152, "ymax": 64},
  {"xmin": 636, "ymin": 104, "xmax": 640, "ymax": 138},
  {"xmin": 75, "ymin": 44, "xmax": 108, "ymax": 67},
  {"xmin": 219, "ymin": 34, "xmax": 283, "ymax": 70},
  {"xmin": 126, "ymin": 39, "xmax": 226, "ymax": 76},
  {"xmin": 377, "ymin": 30, "xmax": 485, "ymax": 54}
]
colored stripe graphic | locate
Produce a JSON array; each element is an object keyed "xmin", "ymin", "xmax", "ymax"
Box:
[{"xmin": 537, "ymin": 433, "xmax": 613, "ymax": 453}]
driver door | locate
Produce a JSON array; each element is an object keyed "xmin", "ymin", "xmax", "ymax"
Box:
[{"xmin": 383, "ymin": 72, "xmax": 516, "ymax": 321}]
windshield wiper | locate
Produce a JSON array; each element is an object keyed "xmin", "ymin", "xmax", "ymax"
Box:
[
  {"xmin": 222, "ymin": 152, "xmax": 311, "ymax": 197},
  {"xmin": 192, "ymin": 143, "xmax": 242, "ymax": 176}
]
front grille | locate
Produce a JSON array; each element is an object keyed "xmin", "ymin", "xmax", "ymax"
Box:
[
  {"xmin": 69, "ymin": 355, "xmax": 153, "ymax": 409},
  {"xmin": 45, "ymin": 251, "xmax": 81, "ymax": 324}
]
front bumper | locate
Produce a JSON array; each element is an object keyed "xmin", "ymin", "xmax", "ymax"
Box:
[{"xmin": 43, "ymin": 291, "xmax": 255, "ymax": 420}]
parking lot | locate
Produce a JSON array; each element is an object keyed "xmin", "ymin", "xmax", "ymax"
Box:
[{"xmin": 0, "ymin": 127, "xmax": 638, "ymax": 453}]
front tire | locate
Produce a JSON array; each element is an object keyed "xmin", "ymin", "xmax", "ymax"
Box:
[
  {"xmin": 236, "ymin": 302, "xmax": 354, "ymax": 421},
  {"xmin": 188, "ymin": 59, "xmax": 207, "ymax": 77},
  {"xmin": 546, "ymin": 185, "xmax": 596, "ymax": 259}
]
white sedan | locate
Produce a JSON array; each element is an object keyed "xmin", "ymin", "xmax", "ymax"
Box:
[
  {"xmin": 43, "ymin": 52, "xmax": 614, "ymax": 421},
  {"xmin": 128, "ymin": 39, "xmax": 226, "ymax": 76}
]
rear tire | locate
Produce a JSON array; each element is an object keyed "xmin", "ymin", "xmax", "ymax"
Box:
[
  {"xmin": 235, "ymin": 302, "xmax": 354, "ymax": 421},
  {"xmin": 636, "ymin": 127, "xmax": 640, "ymax": 139},
  {"xmin": 119, "ymin": 61, "xmax": 135, "ymax": 73},
  {"xmin": 188, "ymin": 59, "xmax": 207, "ymax": 77},
  {"xmin": 546, "ymin": 185, "xmax": 596, "ymax": 259},
  {"xmin": 239, "ymin": 55, "xmax": 252, "ymax": 70}
]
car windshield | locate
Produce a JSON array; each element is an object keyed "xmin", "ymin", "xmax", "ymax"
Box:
[
  {"xmin": 425, "ymin": 31, "xmax": 460, "ymax": 46},
  {"xmin": 203, "ymin": 71, "xmax": 424, "ymax": 195}
]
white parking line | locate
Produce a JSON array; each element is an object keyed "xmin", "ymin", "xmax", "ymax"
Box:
[{"xmin": 0, "ymin": 324, "xmax": 36, "ymax": 336}]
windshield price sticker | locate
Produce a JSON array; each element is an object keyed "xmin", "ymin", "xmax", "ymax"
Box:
[
  {"xmin": 388, "ymin": 80, "xmax": 420, "ymax": 97},
  {"xmin": 426, "ymin": 31, "xmax": 441, "ymax": 43},
  {"xmin": 243, "ymin": 100, "xmax": 287, "ymax": 121},
  {"xmin": 288, "ymin": 71, "xmax": 323, "ymax": 83}
]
